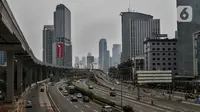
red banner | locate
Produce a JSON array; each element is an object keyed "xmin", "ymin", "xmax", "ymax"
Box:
[{"xmin": 56, "ymin": 43, "xmax": 63, "ymax": 58}]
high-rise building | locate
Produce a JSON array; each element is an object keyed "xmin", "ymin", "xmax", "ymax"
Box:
[
  {"xmin": 75, "ymin": 56, "xmax": 79, "ymax": 65},
  {"xmin": 99, "ymin": 38, "xmax": 107, "ymax": 72},
  {"xmin": 193, "ymin": 31, "xmax": 200, "ymax": 80},
  {"xmin": 87, "ymin": 54, "xmax": 94, "ymax": 69},
  {"xmin": 177, "ymin": 0, "xmax": 200, "ymax": 76},
  {"xmin": 112, "ymin": 44, "xmax": 121, "ymax": 67},
  {"xmin": 105, "ymin": 50, "xmax": 110, "ymax": 71},
  {"xmin": 53, "ymin": 4, "xmax": 72, "ymax": 67},
  {"xmin": 43, "ymin": 25, "xmax": 54, "ymax": 64},
  {"xmin": 120, "ymin": 11, "xmax": 160, "ymax": 62},
  {"xmin": 110, "ymin": 57, "xmax": 113, "ymax": 67},
  {"xmin": 0, "ymin": 51, "xmax": 6, "ymax": 65}
]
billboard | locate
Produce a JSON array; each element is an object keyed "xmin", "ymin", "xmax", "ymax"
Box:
[{"xmin": 57, "ymin": 43, "xmax": 63, "ymax": 58}]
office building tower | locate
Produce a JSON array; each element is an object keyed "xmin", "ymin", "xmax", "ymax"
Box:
[
  {"xmin": 99, "ymin": 38, "xmax": 107, "ymax": 72},
  {"xmin": 110, "ymin": 57, "xmax": 113, "ymax": 67},
  {"xmin": 0, "ymin": 51, "xmax": 6, "ymax": 65},
  {"xmin": 75, "ymin": 56, "xmax": 79, "ymax": 65},
  {"xmin": 112, "ymin": 44, "xmax": 121, "ymax": 67},
  {"xmin": 177, "ymin": 0, "xmax": 200, "ymax": 76},
  {"xmin": 120, "ymin": 11, "xmax": 160, "ymax": 62},
  {"xmin": 87, "ymin": 55, "xmax": 94, "ymax": 69},
  {"xmin": 105, "ymin": 50, "xmax": 110, "ymax": 71},
  {"xmin": 193, "ymin": 31, "xmax": 200, "ymax": 80},
  {"xmin": 144, "ymin": 38, "xmax": 178, "ymax": 76},
  {"xmin": 54, "ymin": 4, "xmax": 72, "ymax": 67},
  {"xmin": 43, "ymin": 25, "xmax": 54, "ymax": 64}
]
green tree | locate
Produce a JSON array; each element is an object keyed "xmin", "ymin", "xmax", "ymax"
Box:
[
  {"xmin": 118, "ymin": 59, "xmax": 134, "ymax": 80},
  {"xmin": 108, "ymin": 66, "xmax": 118, "ymax": 78}
]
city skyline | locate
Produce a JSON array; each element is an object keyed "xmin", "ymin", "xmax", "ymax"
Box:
[{"xmin": 7, "ymin": 0, "xmax": 176, "ymax": 61}]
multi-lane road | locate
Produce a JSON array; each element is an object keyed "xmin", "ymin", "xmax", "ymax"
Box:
[
  {"xmin": 93, "ymin": 70, "xmax": 200, "ymax": 112},
  {"xmin": 48, "ymin": 81, "xmax": 102, "ymax": 112}
]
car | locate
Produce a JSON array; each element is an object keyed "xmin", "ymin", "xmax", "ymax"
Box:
[
  {"xmin": 40, "ymin": 87, "xmax": 44, "ymax": 92},
  {"xmin": 83, "ymin": 96, "xmax": 90, "ymax": 102},
  {"xmin": 63, "ymin": 91, "xmax": 68, "ymax": 96},
  {"xmin": 101, "ymin": 105, "xmax": 113, "ymax": 112},
  {"xmin": 58, "ymin": 87, "xmax": 62, "ymax": 91},
  {"xmin": 88, "ymin": 85, "xmax": 93, "ymax": 89},
  {"xmin": 76, "ymin": 93, "xmax": 82, "ymax": 98},
  {"xmin": 77, "ymin": 80, "xmax": 80, "ymax": 83},
  {"xmin": 110, "ymin": 91, "xmax": 116, "ymax": 97},
  {"xmin": 185, "ymin": 93, "xmax": 196, "ymax": 100},
  {"xmin": 71, "ymin": 95, "xmax": 78, "ymax": 102},
  {"xmin": 110, "ymin": 87, "xmax": 115, "ymax": 91},
  {"xmin": 26, "ymin": 101, "xmax": 32, "ymax": 108}
]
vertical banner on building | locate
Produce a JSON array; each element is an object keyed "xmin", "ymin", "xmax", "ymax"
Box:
[{"xmin": 57, "ymin": 43, "xmax": 63, "ymax": 58}]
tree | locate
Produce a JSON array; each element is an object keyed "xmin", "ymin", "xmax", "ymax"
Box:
[
  {"xmin": 118, "ymin": 59, "xmax": 134, "ymax": 81},
  {"xmin": 108, "ymin": 66, "xmax": 118, "ymax": 78}
]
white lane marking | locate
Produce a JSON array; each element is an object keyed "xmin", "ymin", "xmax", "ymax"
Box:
[
  {"xmin": 94, "ymin": 110, "xmax": 98, "ymax": 112},
  {"xmin": 79, "ymin": 101, "xmax": 83, "ymax": 103},
  {"xmin": 85, "ymin": 105, "xmax": 90, "ymax": 108},
  {"xmin": 67, "ymin": 98, "xmax": 69, "ymax": 101},
  {"xmin": 48, "ymin": 86, "xmax": 61, "ymax": 112},
  {"xmin": 56, "ymin": 82, "xmax": 65, "ymax": 97},
  {"xmin": 70, "ymin": 101, "xmax": 72, "ymax": 104},
  {"xmin": 139, "ymin": 111, "xmax": 143, "ymax": 112},
  {"xmin": 81, "ymin": 110, "xmax": 84, "ymax": 112},
  {"xmin": 74, "ymin": 105, "xmax": 78, "ymax": 108}
]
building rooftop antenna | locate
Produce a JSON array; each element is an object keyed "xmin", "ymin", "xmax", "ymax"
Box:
[{"xmin": 128, "ymin": 0, "xmax": 131, "ymax": 12}]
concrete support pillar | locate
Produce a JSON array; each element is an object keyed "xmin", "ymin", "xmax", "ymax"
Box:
[
  {"xmin": 17, "ymin": 60, "xmax": 23, "ymax": 94},
  {"xmin": 34, "ymin": 68, "xmax": 38, "ymax": 82},
  {"xmin": 28, "ymin": 68, "xmax": 32, "ymax": 86},
  {"xmin": 39, "ymin": 68, "xmax": 43, "ymax": 81},
  {"xmin": 6, "ymin": 51, "xmax": 14, "ymax": 102}
]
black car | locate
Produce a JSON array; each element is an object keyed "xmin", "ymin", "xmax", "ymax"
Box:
[
  {"xmin": 83, "ymin": 96, "xmax": 90, "ymax": 102},
  {"xmin": 185, "ymin": 93, "xmax": 196, "ymax": 100},
  {"xmin": 59, "ymin": 87, "xmax": 62, "ymax": 91},
  {"xmin": 71, "ymin": 95, "xmax": 78, "ymax": 102},
  {"xmin": 110, "ymin": 91, "xmax": 116, "ymax": 97}
]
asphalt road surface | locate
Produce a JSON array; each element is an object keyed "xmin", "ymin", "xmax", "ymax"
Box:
[{"xmin": 48, "ymin": 81, "xmax": 102, "ymax": 112}]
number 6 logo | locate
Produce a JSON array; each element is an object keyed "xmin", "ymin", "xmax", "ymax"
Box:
[{"xmin": 177, "ymin": 6, "xmax": 193, "ymax": 22}]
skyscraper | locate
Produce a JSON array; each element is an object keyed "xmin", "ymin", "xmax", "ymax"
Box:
[
  {"xmin": 112, "ymin": 44, "xmax": 121, "ymax": 67},
  {"xmin": 177, "ymin": 0, "xmax": 200, "ymax": 76},
  {"xmin": 53, "ymin": 4, "xmax": 72, "ymax": 67},
  {"xmin": 0, "ymin": 51, "xmax": 6, "ymax": 65},
  {"xmin": 120, "ymin": 11, "xmax": 160, "ymax": 62},
  {"xmin": 99, "ymin": 38, "xmax": 107, "ymax": 72},
  {"xmin": 43, "ymin": 25, "xmax": 54, "ymax": 64},
  {"xmin": 75, "ymin": 56, "xmax": 79, "ymax": 65},
  {"xmin": 87, "ymin": 53, "xmax": 94, "ymax": 69},
  {"xmin": 105, "ymin": 50, "xmax": 110, "ymax": 72}
]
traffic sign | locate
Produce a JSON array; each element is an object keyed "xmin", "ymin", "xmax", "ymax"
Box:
[{"xmin": 177, "ymin": 6, "xmax": 193, "ymax": 22}]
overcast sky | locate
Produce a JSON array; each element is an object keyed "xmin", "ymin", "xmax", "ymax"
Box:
[{"xmin": 7, "ymin": 0, "xmax": 176, "ymax": 62}]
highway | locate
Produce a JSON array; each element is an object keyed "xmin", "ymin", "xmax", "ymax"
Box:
[
  {"xmin": 93, "ymin": 71, "xmax": 200, "ymax": 112},
  {"xmin": 48, "ymin": 81, "xmax": 102, "ymax": 112},
  {"xmin": 76, "ymin": 79, "xmax": 168, "ymax": 112},
  {"xmin": 25, "ymin": 83, "xmax": 52, "ymax": 112}
]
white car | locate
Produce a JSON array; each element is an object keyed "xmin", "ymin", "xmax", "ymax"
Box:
[
  {"xmin": 101, "ymin": 105, "xmax": 112, "ymax": 112},
  {"xmin": 26, "ymin": 101, "xmax": 32, "ymax": 108},
  {"xmin": 76, "ymin": 93, "xmax": 82, "ymax": 98}
]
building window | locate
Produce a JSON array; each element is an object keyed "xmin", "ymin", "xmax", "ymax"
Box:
[
  {"xmin": 174, "ymin": 63, "xmax": 176, "ymax": 65},
  {"xmin": 168, "ymin": 43, "xmax": 171, "ymax": 45},
  {"xmin": 174, "ymin": 58, "xmax": 176, "ymax": 60},
  {"xmin": 157, "ymin": 43, "xmax": 160, "ymax": 45},
  {"xmin": 163, "ymin": 63, "xmax": 166, "ymax": 65},
  {"xmin": 153, "ymin": 58, "xmax": 155, "ymax": 60},
  {"xmin": 152, "ymin": 63, "xmax": 155, "ymax": 65},
  {"xmin": 173, "ymin": 48, "xmax": 176, "ymax": 50},
  {"xmin": 168, "ymin": 53, "xmax": 171, "ymax": 55},
  {"xmin": 168, "ymin": 68, "xmax": 171, "ymax": 70},
  {"xmin": 162, "ymin": 48, "xmax": 165, "ymax": 50},
  {"xmin": 174, "ymin": 68, "xmax": 176, "ymax": 70},
  {"xmin": 152, "ymin": 48, "xmax": 155, "ymax": 50},
  {"xmin": 174, "ymin": 53, "xmax": 176, "ymax": 55},
  {"xmin": 163, "ymin": 68, "xmax": 166, "ymax": 70},
  {"xmin": 157, "ymin": 48, "xmax": 160, "ymax": 50},
  {"xmin": 173, "ymin": 43, "xmax": 176, "ymax": 45},
  {"xmin": 163, "ymin": 53, "xmax": 165, "ymax": 55},
  {"xmin": 153, "ymin": 53, "xmax": 155, "ymax": 55},
  {"xmin": 152, "ymin": 43, "xmax": 155, "ymax": 45},
  {"xmin": 168, "ymin": 58, "xmax": 171, "ymax": 60},
  {"xmin": 152, "ymin": 68, "xmax": 156, "ymax": 70},
  {"xmin": 157, "ymin": 63, "xmax": 160, "ymax": 65},
  {"xmin": 157, "ymin": 58, "xmax": 160, "ymax": 60},
  {"xmin": 168, "ymin": 63, "xmax": 171, "ymax": 65},
  {"xmin": 168, "ymin": 48, "xmax": 171, "ymax": 50},
  {"xmin": 163, "ymin": 58, "xmax": 165, "ymax": 60},
  {"xmin": 157, "ymin": 53, "xmax": 160, "ymax": 56},
  {"xmin": 162, "ymin": 43, "xmax": 165, "ymax": 45}
]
